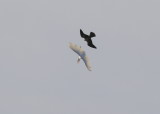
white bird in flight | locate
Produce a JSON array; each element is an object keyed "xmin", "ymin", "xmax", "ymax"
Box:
[{"xmin": 69, "ymin": 42, "xmax": 92, "ymax": 71}]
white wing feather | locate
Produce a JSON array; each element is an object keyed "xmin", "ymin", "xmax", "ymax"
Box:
[{"xmin": 69, "ymin": 42, "xmax": 91, "ymax": 71}]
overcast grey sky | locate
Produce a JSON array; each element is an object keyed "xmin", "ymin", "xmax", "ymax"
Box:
[{"xmin": 0, "ymin": 0, "xmax": 160, "ymax": 114}]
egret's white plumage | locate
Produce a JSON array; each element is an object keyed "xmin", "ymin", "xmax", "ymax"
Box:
[{"xmin": 69, "ymin": 42, "xmax": 91, "ymax": 71}]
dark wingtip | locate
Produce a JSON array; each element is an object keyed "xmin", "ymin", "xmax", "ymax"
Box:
[
  {"xmin": 92, "ymin": 45, "xmax": 97, "ymax": 49},
  {"xmin": 80, "ymin": 29, "xmax": 84, "ymax": 37},
  {"xmin": 94, "ymin": 46, "xmax": 97, "ymax": 49},
  {"xmin": 88, "ymin": 44, "xmax": 97, "ymax": 49}
]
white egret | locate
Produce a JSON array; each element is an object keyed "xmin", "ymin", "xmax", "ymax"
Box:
[{"xmin": 69, "ymin": 42, "xmax": 92, "ymax": 71}]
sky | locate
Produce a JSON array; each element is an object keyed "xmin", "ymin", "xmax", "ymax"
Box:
[{"xmin": 0, "ymin": 0, "xmax": 160, "ymax": 114}]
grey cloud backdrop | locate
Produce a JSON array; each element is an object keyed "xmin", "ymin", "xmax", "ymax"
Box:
[{"xmin": 0, "ymin": 0, "xmax": 160, "ymax": 114}]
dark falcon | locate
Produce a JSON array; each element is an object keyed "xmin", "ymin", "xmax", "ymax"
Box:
[{"xmin": 80, "ymin": 29, "xmax": 97, "ymax": 49}]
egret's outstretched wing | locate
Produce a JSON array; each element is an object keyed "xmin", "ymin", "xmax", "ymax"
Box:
[
  {"xmin": 82, "ymin": 56, "xmax": 92, "ymax": 71},
  {"xmin": 69, "ymin": 42, "xmax": 85, "ymax": 57},
  {"xmin": 69, "ymin": 42, "xmax": 92, "ymax": 71}
]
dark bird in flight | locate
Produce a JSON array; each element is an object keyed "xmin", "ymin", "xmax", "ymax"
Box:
[{"xmin": 80, "ymin": 29, "xmax": 97, "ymax": 49}]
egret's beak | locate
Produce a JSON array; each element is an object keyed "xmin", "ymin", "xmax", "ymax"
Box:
[{"xmin": 77, "ymin": 58, "xmax": 80, "ymax": 63}]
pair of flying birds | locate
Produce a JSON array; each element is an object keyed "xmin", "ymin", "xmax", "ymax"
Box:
[{"xmin": 69, "ymin": 29, "xmax": 97, "ymax": 71}]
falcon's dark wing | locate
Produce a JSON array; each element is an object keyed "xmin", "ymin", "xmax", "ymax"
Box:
[
  {"xmin": 87, "ymin": 39, "xmax": 97, "ymax": 49},
  {"xmin": 80, "ymin": 29, "xmax": 88, "ymax": 38},
  {"xmin": 90, "ymin": 32, "xmax": 96, "ymax": 38}
]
